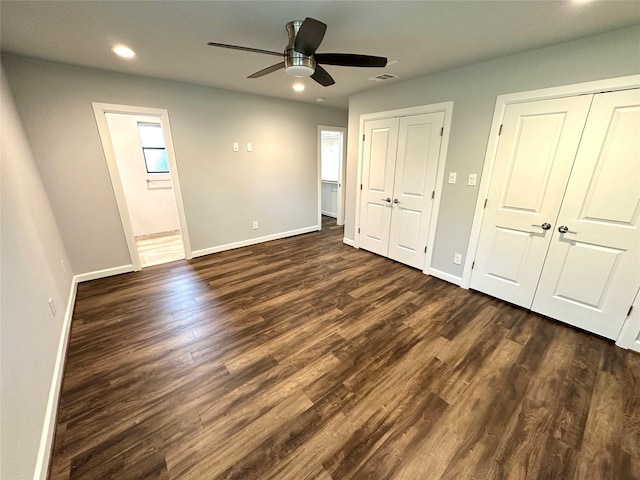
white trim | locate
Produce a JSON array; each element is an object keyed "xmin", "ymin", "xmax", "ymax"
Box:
[
  {"xmin": 342, "ymin": 237, "xmax": 356, "ymax": 247},
  {"xmin": 428, "ymin": 267, "xmax": 462, "ymax": 287},
  {"xmin": 616, "ymin": 288, "xmax": 640, "ymax": 352},
  {"xmin": 354, "ymin": 101, "xmax": 454, "ymax": 275},
  {"xmin": 321, "ymin": 211, "xmax": 338, "ymax": 218},
  {"xmin": 92, "ymin": 103, "xmax": 193, "ymax": 273},
  {"xmin": 33, "ymin": 278, "xmax": 77, "ymax": 480},
  {"xmin": 75, "ymin": 264, "xmax": 134, "ymax": 283},
  {"xmin": 318, "ymin": 125, "xmax": 347, "ymax": 228},
  {"xmin": 423, "ymin": 105, "xmax": 453, "ymax": 275},
  {"xmin": 191, "ymin": 226, "xmax": 319, "ymax": 258},
  {"xmin": 461, "ymin": 74, "xmax": 640, "ymax": 288}
]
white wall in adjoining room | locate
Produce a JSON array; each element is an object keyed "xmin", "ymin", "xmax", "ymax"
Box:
[
  {"xmin": 105, "ymin": 113, "xmax": 181, "ymax": 237},
  {"xmin": 321, "ymin": 181, "xmax": 338, "ymax": 218},
  {"xmin": 1, "ymin": 65, "xmax": 74, "ymax": 480},
  {"xmin": 1, "ymin": 55, "xmax": 348, "ymax": 276},
  {"xmin": 320, "ymin": 132, "xmax": 341, "ymax": 218},
  {"xmin": 345, "ymin": 25, "xmax": 640, "ymax": 281}
]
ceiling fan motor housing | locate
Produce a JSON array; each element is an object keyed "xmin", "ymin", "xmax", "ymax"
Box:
[{"xmin": 285, "ymin": 20, "xmax": 316, "ymax": 77}]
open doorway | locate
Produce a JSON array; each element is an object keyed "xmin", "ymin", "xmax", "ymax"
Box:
[
  {"xmin": 93, "ymin": 103, "xmax": 191, "ymax": 270},
  {"xmin": 318, "ymin": 126, "xmax": 346, "ymax": 228}
]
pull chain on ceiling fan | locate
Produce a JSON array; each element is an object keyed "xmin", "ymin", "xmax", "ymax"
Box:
[{"xmin": 208, "ymin": 17, "xmax": 387, "ymax": 87}]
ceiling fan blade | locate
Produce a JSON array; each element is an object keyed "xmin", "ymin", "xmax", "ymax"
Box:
[
  {"xmin": 315, "ymin": 53, "xmax": 387, "ymax": 68},
  {"xmin": 294, "ymin": 17, "xmax": 327, "ymax": 55},
  {"xmin": 248, "ymin": 62, "xmax": 285, "ymax": 78},
  {"xmin": 311, "ymin": 65, "xmax": 335, "ymax": 87},
  {"xmin": 207, "ymin": 42, "xmax": 283, "ymax": 57}
]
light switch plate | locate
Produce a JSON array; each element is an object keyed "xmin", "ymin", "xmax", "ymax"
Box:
[
  {"xmin": 468, "ymin": 173, "xmax": 477, "ymax": 186},
  {"xmin": 233, "ymin": 142, "xmax": 239, "ymax": 152},
  {"xmin": 448, "ymin": 172, "xmax": 457, "ymax": 184},
  {"xmin": 247, "ymin": 143, "xmax": 253, "ymax": 152}
]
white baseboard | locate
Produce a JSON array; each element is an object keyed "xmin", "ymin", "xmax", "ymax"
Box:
[
  {"xmin": 33, "ymin": 277, "xmax": 78, "ymax": 480},
  {"xmin": 427, "ymin": 267, "xmax": 462, "ymax": 286},
  {"xmin": 321, "ymin": 211, "xmax": 337, "ymax": 218},
  {"xmin": 191, "ymin": 226, "xmax": 319, "ymax": 258},
  {"xmin": 75, "ymin": 264, "xmax": 134, "ymax": 283},
  {"xmin": 342, "ymin": 237, "xmax": 356, "ymax": 247}
]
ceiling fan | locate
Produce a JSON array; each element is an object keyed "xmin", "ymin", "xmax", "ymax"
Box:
[{"xmin": 207, "ymin": 17, "xmax": 387, "ymax": 87}]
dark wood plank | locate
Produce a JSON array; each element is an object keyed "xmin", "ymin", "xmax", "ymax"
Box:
[{"xmin": 48, "ymin": 216, "xmax": 640, "ymax": 480}]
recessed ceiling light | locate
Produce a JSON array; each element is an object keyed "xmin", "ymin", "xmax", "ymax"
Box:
[
  {"xmin": 292, "ymin": 83, "xmax": 305, "ymax": 92},
  {"xmin": 112, "ymin": 45, "xmax": 136, "ymax": 58}
]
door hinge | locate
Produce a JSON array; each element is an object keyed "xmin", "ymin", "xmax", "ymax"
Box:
[
  {"xmin": 431, "ymin": 191, "xmax": 435, "ymax": 199},
  {"xmin": 363, "ymin": 134, "xmax": 365, "ymax": 141},
  {"xmin": 483, "ymin": 198, "xmax": 488, "ymax": 209},
  {"xmin": 472, "ymin": 261, "xmax": 475, "ymax": 269},
  {"xmin": 358, "ymin": 227, "xmax": 361, "ymax": 234},
  {"xmin": 440, "ymin": 127, "xmax": 444, "ymax": 137},
  {"xmin": 424, "ymin": 246, "xmax": 427, "ymax": 253},
  {"xmin": 498, "ymin": 124, "xmax": 503, "ymax": 135},
  {"xmin": 360, "ymin": 183, "xmax": 363, "ymax": 190},
  {"xmin": 628, "ymin": 305, "xmax": 634, "ymax": 317}
]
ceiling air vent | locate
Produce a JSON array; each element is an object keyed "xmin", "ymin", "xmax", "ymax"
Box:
[{"xmin": 368, "ymin": 73, "xmax": 399, "ymax": 82}]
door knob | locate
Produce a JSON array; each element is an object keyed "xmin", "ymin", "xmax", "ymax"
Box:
[
  {"xmin": 558, "ymin": 225, "xmax": 577, "ymax": 234},
  {"xmin": 393, "ymin": 199, "xmax": 400, "ymax": 204},
  {"xmin": 531, "ymin": 222, "xmax": 551, "ymax": 230},
  {"xmin": 380, "ymin": 197, "xmax": 391, "ymax": 203}
]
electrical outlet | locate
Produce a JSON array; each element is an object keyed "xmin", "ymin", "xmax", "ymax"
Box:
[
  {"xmin": 448, "ymin": 172, "xmax": 457, "ymax": 184},
  {"xmin": 468, "ymin": 173, "xmax": 477, "ymax": 186},
  {"xmin": 48, "ymin": 297, "xmax": 56, "ymax": 316},
  {"xmin": 252, "ymin": 220, "xmax": 259, "ymax": 230},
  {"xmin": 233, "ymin": 142, "xmax": 239, "ymax": 152},
  {"xmin": 454, "ymin": 253, "xmax": 462, "ymax": 265},
  {"xmin": 247, "ymin": 142, "xmax": 253, "ymax": 152}
]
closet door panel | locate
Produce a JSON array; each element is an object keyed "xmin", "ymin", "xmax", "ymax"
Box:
[
  {"xmin": 470, "ymin": 95, "xmax": 593, "ymax": 307},
  {"xmin": 532, "ymin": 88, "xmax": 640, "ymax": 339},
  {"xmin": 388, "ymin": 112, "xmax": 444, "ymax": 269},
  {"xmin": 359, "ymin": 118, "xmax": 399, "ymax": 256}
]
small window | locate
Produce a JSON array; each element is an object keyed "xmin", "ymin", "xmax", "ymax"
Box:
[
  {"xmin": 138, "ymin": 122, "xmax": 169, "ymax": 173},
  {"xmin": 321, "ymin": 131, "xmax": 341, "ymax": 182}
]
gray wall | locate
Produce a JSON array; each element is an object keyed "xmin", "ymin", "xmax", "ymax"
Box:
[
  {"xmin": 345, "ymin": 25, "xmax": 640, "ymax": 279},
  {"xmin": 1, "ymin": 66, "xmax": 74, "ymax": 480},
  {"xmin": 2, "ymin": 55, "xmax": 347, "ymax": 275}
]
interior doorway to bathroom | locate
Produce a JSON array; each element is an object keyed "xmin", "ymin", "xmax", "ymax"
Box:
[{"xmin": 93, "ymin": 103, "xmax": 191, "ymax": 269}]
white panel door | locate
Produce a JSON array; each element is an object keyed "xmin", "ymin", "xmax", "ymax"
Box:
[
  {"xmin": 388, "ymin": 112, "xmax": 445, "ymax": 269},
  {"xmin": 359, "ymin": 117, "xmax": 399, "ymax": 256},
  {"xmin": 470, "ymin": 95, "xmax": 593, "ymax": 307},
  {"xmin": 532, "ymin": 89, "xmax": 640, "ymax": 339}
]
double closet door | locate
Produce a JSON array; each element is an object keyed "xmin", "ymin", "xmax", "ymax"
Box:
[
  {"xmin": 359, "ymin": 112, "xmax": 445, "ymax": 269},
  {"xmin": 471, "ymin": 88, "xmax": 640, "ymax": 340}
]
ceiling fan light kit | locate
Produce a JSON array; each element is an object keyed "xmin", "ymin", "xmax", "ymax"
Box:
[{"xmin": 207, "ymin": 17, "xmax": 387, "ymax": 87}]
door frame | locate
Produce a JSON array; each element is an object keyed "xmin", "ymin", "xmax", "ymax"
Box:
[
  {"xmin": 355, "ymin": 102, "xmax": 454, "ymax": 274},
  {"xmin": 92, "ymin": 102, "xmax": 192, "ymax": 271},
  {"xmin": 317, "ymin": 125, "xmax": 347, "ymax": 226},
  {"xmin": 461, "ymin": 74, "xmax": 640, "ymax": 289}
]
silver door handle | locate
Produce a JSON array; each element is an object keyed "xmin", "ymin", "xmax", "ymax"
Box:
[
  {"xmin": 393, "ymin": 199, "xmax": 400, "ymax": 204},
  {"xmin": 558, "ymin": 225, "xmax": 577, "ymax": 234},
  {"xmin": 380, "ymin": 197, "xmax": 391, "ymax": 203},
  {"xmin": 531, "ymin": 223, "xmax": 551, "ymax": 230}
]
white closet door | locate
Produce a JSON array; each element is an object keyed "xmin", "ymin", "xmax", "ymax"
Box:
[
  {"xmin": 359, "ymin": 117, "xmax": 399, "ymax": 256},
  {"xmin": 470, "ymin": 95, "xmax": 593, "ymax": 307},
  {"xmin": 388, "ymin": 112, "xmax": 444, "ymax": 269},
  {"xmin": 532, "ymin": 88, "xmax": 640, "ymax": 339}
]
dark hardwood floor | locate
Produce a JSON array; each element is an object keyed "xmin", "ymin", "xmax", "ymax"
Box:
[{"xmin": 49, "ymin": 216, "xmax": 640, "ymax": 479}]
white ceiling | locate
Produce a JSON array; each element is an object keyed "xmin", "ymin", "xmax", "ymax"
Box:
[{"xmin": 2, "ymin": 1, "xmax": 639, "ymax": 109}]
